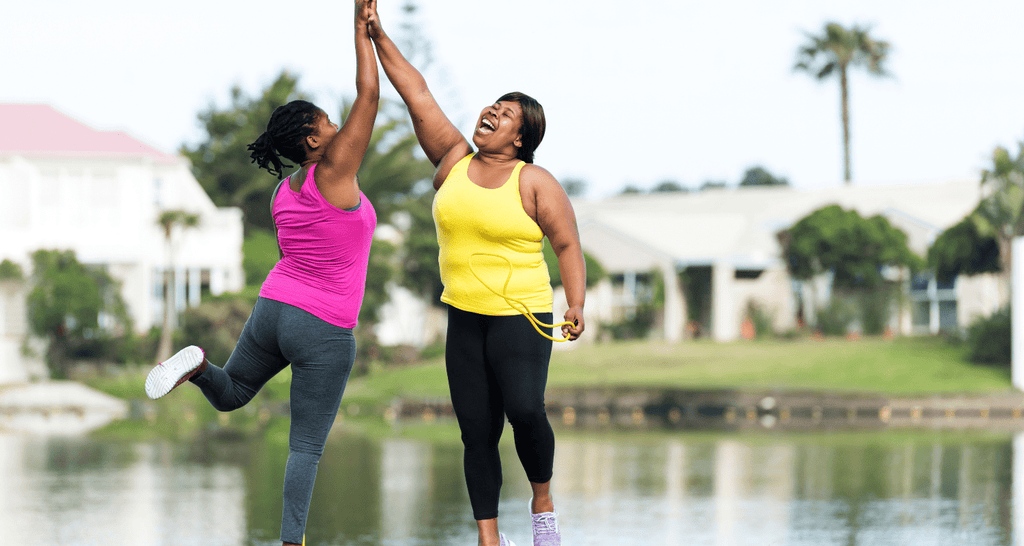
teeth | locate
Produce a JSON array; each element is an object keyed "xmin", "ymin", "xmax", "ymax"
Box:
[{"xmin": 481, "ymin": 118, "xmax": 495, "ymax": 130}]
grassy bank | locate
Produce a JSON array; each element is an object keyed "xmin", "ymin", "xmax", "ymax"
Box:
[
  {"xmin": 340, "ymin": 336, "xmax": 1011, "ymax": 413},
  {"xmin": 84, "ymin": 336, "xmax": 1012, "ymax": 426}
]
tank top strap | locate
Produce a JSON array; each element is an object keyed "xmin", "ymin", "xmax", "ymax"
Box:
[
  {"xmin": 452, "ymin": 153, "xmax": 474, "ymax": 177},
  {"xmin": 509, "ymin": 160, "xmax": 526, "ymax": 194}
]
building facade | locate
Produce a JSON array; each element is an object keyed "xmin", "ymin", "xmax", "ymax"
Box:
[
  {"xmin": 573, "ymin": 179, "xmax": 999, "ymax": 343},
  {"xmin": 0, "ymin": 104, "xmax": 243, "ymax": 382}
]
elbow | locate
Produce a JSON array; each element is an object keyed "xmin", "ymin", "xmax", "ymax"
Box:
[
  {"xmin": 356, "ymin": 81, "xmax": 381, "ymax": 102},
  {"xmin": 552, "ymin": 239, "xmax": 581, "ymax": 260}
]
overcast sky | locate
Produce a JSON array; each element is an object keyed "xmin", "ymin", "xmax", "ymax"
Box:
[{"xmin": 4, "ymin": 0, "xmax": 1023, "ymax": 198}]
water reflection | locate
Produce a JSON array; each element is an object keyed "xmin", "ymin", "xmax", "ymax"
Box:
[
  {"xmin": 0, "ymin": 428, "xmax": 1019, "ymax": 545},
  {"xmin": 0, "ymin": 434, "xmax": 246, "ymax": 545}
]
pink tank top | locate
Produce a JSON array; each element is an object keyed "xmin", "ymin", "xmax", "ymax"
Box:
[{"xmin": 259, "ymin": 164, "xmax": 376, "ymax": 328}]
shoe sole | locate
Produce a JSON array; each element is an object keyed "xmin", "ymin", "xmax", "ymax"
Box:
[{"xmin": 145, "ymin": 345, "xmax": 205, "ymax": 400}]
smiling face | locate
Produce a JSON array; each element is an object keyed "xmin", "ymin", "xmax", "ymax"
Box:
[{"xmin": 472, "ymin": 100, "xmax": 523, "ymax": 153}]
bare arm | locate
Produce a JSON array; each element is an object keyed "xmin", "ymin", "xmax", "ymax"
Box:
[
  {"xmin": 367, "ymin": 1, "xmax": 471, "ymax": 188},
  {"xmin": 527, "ymin": 166, "xmax": 586, "ymax": 340},
  {"xmin": 315, "ymin": 0, "xmax": 380, "ymax": 209}
]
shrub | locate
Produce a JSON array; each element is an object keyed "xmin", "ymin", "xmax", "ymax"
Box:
[
  {"xmin": 746, "ymin": 301, "xmax": 775, "ymax": 339},
  {"xmin": 966, "ymin": 306, "xmax": 1010, "ymax": 366},
  {"xmin": 858, "ymin": 287, "xmax": 895, "ymax": 336},
  {"xmin": 243, "ymin": 229, "xmax": 280, "ymax": 286},
  {"xmin": 816, "ymin": 298, "xmax": 855, "ymax": 336},
  {"xmin": 0, "ymin": 259, "xmax": 24, "ymax": 280},
  {"xmin": 603, "ymin": 304, "xmax": 657, "ymax": 340},
  {"xmin": 179, "ymin": 295, "xmax": 254, "ymax": 366}
]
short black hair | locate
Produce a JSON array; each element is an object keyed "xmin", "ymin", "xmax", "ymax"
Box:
[
  {"xmin": 247, "ymin": 100, "xmax": 322, "ymax": 178},
  {"xmin": 497, "ymin": 92, "xmax": 545, "ymax": 164}
]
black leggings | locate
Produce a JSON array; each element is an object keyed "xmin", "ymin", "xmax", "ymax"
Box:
[{"xmin": 445, "ymin": 305, "xmax": 556, "ymax": 521}]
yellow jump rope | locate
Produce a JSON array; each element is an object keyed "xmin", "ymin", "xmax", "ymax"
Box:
[{"xmin": 468, "ymin": 253, "xmax": 575, "ymax": 342}]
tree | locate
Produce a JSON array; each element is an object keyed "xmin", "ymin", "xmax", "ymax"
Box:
[
  {"xmin": 181, "ymin": 71, "xmax": 304, "ymax": 235},
  {"xmin": 26, "ymin": 250, "xmax": 129, "ymax": 378},
  {"xmin": 0, "ymin": 259, "xmax": 23, "ymax": 280},
  {"xmin": 780, "ymin": 205, "xmax": 921, "ymax": 334},
  {"xmin": 795, "ymin": 22, "xmax": 891, "ymax": 184},
  {"xmin": 542, "ymin": 241, "xmax": 606, "ymax": 289},
  {"xmin": 561, "ymin": 178, "xmax": 588, "ymax": 198},
  {"xmin": 976, "ymin": 141, "xmax": 1024, "ymax": 294},
  {"xmin": 652, "ymin": 180, "xmax": 687, "ymax": 193},
  {"xmin": 927, "ymin": 216, "xmax": 1000, "ymax": 283},
  {"xmin": 781, "ymin": 204, "xmax": 920, "ymax": 290},
  {"xmin": 929, "ymin": 139, "xmax": 1024, "ymax": 295},
  {"xmin": 353, "ymin": 101, "xmax": 435, "ymax": 225},
  {"xmin": 156, "ymin": 209, "xmax": 200, "ymax": 362},
  {"xmin": 399, "ymin": 192, "xmax": 444, "ymax": 303},
  {"xmin": 700, "ymin": 180, "xmax": 728, "ymax": 191},
  {"xmin": 739, "ymin": 166, "xmax": 789, "ymax": 187}
]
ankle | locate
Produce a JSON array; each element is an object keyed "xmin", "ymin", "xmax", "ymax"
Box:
[{"xmin": 531, "ymin": 495, "xmax": 555, "ymax": 514}]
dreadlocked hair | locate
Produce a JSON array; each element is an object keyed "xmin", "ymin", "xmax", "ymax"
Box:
[{"xmin": 247, "ymin": 100, "xmax": 322, "ymax": 178}]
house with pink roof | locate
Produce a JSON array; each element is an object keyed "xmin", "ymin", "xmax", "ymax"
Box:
[{"xmin": 0, "ymin": 104, "xmax": 243, "ymax": 382}]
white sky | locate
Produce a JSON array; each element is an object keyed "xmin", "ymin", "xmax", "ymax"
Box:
[{"xmin": 4, "ymin": 0, "xmax": 1023, "ymax": 198}]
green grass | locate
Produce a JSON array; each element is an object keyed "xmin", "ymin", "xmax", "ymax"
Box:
[
  {"xmin": 83, "ymin": 337, "xmax": 1013, "ymax": 438},
  {"xmin": 341, "ymin": 337, "xmax": 1012, "ymax": 406},
  {"xmin": 546, "ymin": 337, "xmax": 1011, "ymax": 394}
]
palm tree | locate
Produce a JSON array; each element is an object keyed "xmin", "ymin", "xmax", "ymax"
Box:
[
  {"xmin": 156, "ymin": 210, "xmax": 200, "ymax": 361},
  {"xmin": 976, "ymin": 141, "xmax": 1024, "ymax": 298},
  {"xmin": 795, "ymin": 22, "xmax": 891, "ymax": 184}
]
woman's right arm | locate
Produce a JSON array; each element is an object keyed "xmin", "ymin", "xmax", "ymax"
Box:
[{"xmin": 367, "ymin": 1, "xmax": 471, "ymax": 188}]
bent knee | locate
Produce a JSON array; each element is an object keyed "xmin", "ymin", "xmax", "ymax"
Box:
[{"xmin": 505, "ymin": 405, "xmax": 549, "ymax": 428}]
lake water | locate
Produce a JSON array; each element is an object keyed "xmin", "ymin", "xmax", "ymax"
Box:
[{"xmin": 2, "ymin": 423, "xmax": 1022, "ymax": 546}]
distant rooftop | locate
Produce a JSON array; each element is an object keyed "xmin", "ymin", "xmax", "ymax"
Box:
[{"xmin": 0, "ymin": 104, "xmax": 177, "ymax": 162}]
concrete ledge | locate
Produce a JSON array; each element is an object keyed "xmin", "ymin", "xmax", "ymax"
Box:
[
  {"xmin": 0, "ymin": 381, "xmax": 128, "ymax": 435},
  {"xmin": 386, "ymin": 387, "xmax": 1024, "ymax": 432}
]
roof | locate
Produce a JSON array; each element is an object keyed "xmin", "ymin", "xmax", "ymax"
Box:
[
  {"xmin": 575, "ymin": 179, "xmax": 983, "ymax": 270},
  {"xmin": 0, "ymin": 104, "xmax": 177, "ymax": 162}
]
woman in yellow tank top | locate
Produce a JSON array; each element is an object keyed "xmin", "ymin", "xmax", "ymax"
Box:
[{"xmin": 367, "ymin": 4, "xmax": 584, "ymax": 546}]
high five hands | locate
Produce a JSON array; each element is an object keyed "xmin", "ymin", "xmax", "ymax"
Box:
[{"xmin": 358, "ymin": 0, "xmax": 383, "ymax": 39}]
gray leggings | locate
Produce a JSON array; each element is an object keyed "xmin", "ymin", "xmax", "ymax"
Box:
[{"xmin": 190, "ymin": 297, "xmax": 355, "ymax": 544}]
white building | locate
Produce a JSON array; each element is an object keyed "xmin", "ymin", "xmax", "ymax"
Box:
[
  {"xmin": 0, "ymin": 104, "xmax": 244, "ymax": 382},
  {"xmin": 573, "ymin": 179, "xmax": 1001, "ymax": 343}
]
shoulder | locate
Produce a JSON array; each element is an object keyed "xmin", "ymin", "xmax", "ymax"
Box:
[{"xmin": 519, "ymin": 163, "xmax": 560, "ymax": 191}]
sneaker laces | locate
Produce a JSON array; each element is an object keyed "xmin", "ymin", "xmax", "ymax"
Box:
[{"xmin": 533, "ymin": 512, "xmax": 559, "ymax": 534}]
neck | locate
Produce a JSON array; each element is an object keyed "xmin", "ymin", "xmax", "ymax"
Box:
[{"xmin": 474, "ymin": 149, "xmax": 519, "ymax": 166}]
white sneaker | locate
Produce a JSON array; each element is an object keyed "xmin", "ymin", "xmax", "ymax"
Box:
[
  {"xmin": 145, "ymin": 345, "xmax": 205, "ymax": 399},
  {"xmin": 500, "ymin": 532, "xmax": 516, "ymax": 546}
]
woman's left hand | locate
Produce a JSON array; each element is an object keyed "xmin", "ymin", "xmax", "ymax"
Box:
[{"xmin": 562, "ymin": 307, "xmax": 585, "ymax": 341}]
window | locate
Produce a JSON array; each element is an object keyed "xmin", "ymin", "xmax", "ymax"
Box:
[{"xmin": 909, "ymin": 273, "xmax": 958, "ymax": 334}]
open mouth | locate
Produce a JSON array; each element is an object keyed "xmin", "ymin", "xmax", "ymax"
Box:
[{"xmin": 477, "ymin": 117, "xmax": 496, "ymax": 134}]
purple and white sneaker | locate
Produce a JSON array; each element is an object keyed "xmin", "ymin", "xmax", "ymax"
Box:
[
  {"xmin": 499, "ymin": 532, "xmax": 516, "ymax": 546},
  {"xmin": 145, "ymin": 345, "xmax": 205, "ymax": 400},
  {"xmin": 530, "ymin": 499, "xmax": 561, "ymax": 546}
]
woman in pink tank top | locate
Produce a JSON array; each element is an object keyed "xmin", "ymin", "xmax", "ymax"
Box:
[{"xmin": 143, "ymin": 2, "xmax": 380, "ymax": 545}]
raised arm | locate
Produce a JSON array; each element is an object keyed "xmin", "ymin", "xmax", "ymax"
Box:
[
  {"xmin": 526, "ymin": 166, "xmax": 586, "ymax": 340},
  {"xmin": 367, "ymin": 0, "xmax": 471, "ymax": 188},
  {"xmin": 314, "ymin": 0, "xmax": 380, "ymax": 209}
]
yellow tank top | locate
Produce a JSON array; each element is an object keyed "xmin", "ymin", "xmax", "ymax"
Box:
[{"xmin": 433, "ymin": 154, "xmax": 553, "ymax": 315}]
